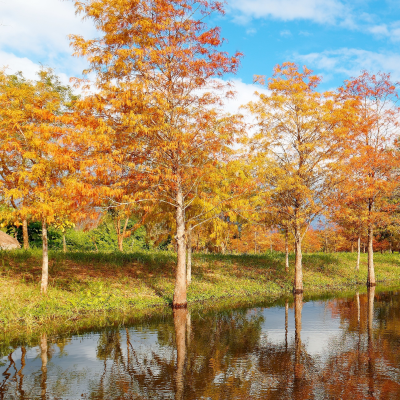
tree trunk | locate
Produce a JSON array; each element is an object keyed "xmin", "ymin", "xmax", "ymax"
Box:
[
  {"xmin": 221, "ymin": 241, "xmax": 226, "ymax": 255},
  {"xmin": 293, "ymin": 227, "xmax": 303, "ymax": 293},
  {"xmin": 186, "ymin": 227, "xmax": 192, "ymax": 285},
  {"xmin": 173, "ymin": 308, "xmax": 187, "ymax": 400},
  {"xmin": 117, "ymin": 217, "xmax": 130, "ymax": 252},
  {"xmin": 351, "ymin": 242, "xmax": 354, "ymax": 253},
  {"xmin": 40, "ymin": 333, "xmax": 47, "ymax": 399},
  {"xmin": 367, "ymin": 220, "xmax": 376, "ymax": 287},
  {"xmin": 173, "ymin": 188, "xmax": 187, "ymax": 307},
  {"xmin": 118, "ymin": 236, "xmax": 123, "ymax": 252},
  {"xmin": 356, "ymin": 236, "xmax": 360, "ymax": 272},
  {"xmin": 22, "ymin": 218, "xmax": 29, "ymax": 250},
  {"xmin": 41, "ymin": 219, "xmax": 49, "ymax": 294},
  {"xmin": 63, "ymin": 234, "xmax": 67, "ymax": 253},
  {"xmin": 285, "ymin": 229, "xmax": 289, "ymax": 273}
]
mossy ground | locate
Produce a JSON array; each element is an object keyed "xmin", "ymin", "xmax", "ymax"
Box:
[{"xmin": 0, "ymin": 249, "xmax": 399, "ymax": 345}]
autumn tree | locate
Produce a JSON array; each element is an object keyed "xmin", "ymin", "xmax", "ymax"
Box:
[
  {"xmin": 71, "ymin": 0, "xmax": 241, "ymax": 307},
  {"xmin": 0, "ymin": 68, "xmax": 78, "ymax": 294},
  {"xmin": 339, "ymin": 71, "xmax": 400, "ymax": 286},
  {"xmin": 328, "ymin": 199, "xmax": 367, "ymax": 269},
  {"xmin": 246, "ymin": 63, "xmax": 353, "ymax": 293}
]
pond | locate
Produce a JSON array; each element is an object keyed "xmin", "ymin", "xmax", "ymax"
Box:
[{"xmin": 1, "ymin": 288, "xmax": 400, "ymax": 399}]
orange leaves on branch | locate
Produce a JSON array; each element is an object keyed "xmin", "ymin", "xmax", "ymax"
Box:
[
  {"xmin": 71, "ymin": 0, "xmax": 243, "ymax": 305},
  {"xmin": 0, "ymin": 69, "xmax": 78, "ymax": 224}
]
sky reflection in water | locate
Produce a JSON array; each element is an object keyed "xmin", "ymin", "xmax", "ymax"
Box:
[{"xmin": 1, "ymin": 288, "xmax": 400, "ymax": 399}]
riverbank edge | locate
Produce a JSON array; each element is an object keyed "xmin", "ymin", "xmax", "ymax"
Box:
[{"xmin": 2, "ymin": 277, "xmax": 400, "ymax": 356}]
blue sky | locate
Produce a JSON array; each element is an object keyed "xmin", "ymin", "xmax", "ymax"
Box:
[{"xmin": 1, "ymin": 0, "xmax": 400, "ymax": 110}]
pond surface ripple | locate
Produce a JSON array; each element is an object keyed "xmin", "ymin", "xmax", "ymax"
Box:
[{"xmin": 2, "ymin": 287, "xmax": 400, "ymax": 399}]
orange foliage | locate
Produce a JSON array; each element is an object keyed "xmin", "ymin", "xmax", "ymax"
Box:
[{"xmin": 70, "ymin": 0, "xmax": 242, "ymax": 305}]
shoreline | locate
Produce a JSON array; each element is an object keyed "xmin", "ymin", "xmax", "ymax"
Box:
[{"xmin": 1, "ymin": 249, "xmax": 399, "ymax": 351}]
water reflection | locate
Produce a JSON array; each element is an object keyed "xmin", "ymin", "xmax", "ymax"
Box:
[
  {"xmin": 2, "ymin": 289, "xmax": 400, "ymax": 399},
  {"xmin": 174, "ymin": 308, "xmax": 187, "ymax": 400}
]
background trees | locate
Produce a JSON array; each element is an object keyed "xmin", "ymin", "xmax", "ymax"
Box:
[
  {"xmin": 0, "ymin": 3, "xmax": 399, "ymax": 299},
  {"xmin": 0, "ymin": 68, "xmax": 79, "ymax": 293},
  {"xmin": 339, "ymin": 71, "xmax": 400, "ymax": 286},
  {"xmin": 245, "ymin": 63, "xmax": 354, "ymax": 293}
]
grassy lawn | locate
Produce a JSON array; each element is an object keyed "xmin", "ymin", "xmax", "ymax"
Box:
[{"xmin": 0, "ymin": 249, "xmax": 399, "ymax": 343}]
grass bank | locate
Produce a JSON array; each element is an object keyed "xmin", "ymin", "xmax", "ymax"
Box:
[{"xmin": 1, "ymin": 249, "xmax": 399, "ymax": 337}]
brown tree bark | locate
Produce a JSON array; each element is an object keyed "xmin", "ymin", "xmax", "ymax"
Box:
[
  {"xmin": 62, "ymin": 234, "xmax": 67, "ymax": 253},
  {"xmin": 41, "ymin": 219, "xmax": 48, "ymax": 294},
  {"xmin": 173, "ymin": 188, "xmax": 187, "ymax": 307},
  {"xmin": 293, "ymin": 226, "xmax": 303, "ymax": 293},
  {"xmin": 40, "ymin": 333, "xmax": 47, "ymax": 400},
  {"xmin": 22, "ymin": 218, "xmax": 29, "ymax": 249},
  {"xmin": 285, "ymin": 229, "xmax": 289, "ymax": 273},
  {"xmin": 356, "ymin": 236, "xmax": 361, "ymax": 272},
  {"xmin": 116, "ymin": 217, "xmax": 129, "ymax": 252},
  {"xmin": 367, "ymin": 220, "xmax": 376, "ymax": 287},
  {"xmin": 325, "ymin": 232, "xmax": 328, "ymax": 253},
  {"xmin": 186, "ymin": 226, "xmax": 192, "ymax": 285},
  {"xmin": 173, "ymin": 308, "xmax": 187, "ymax": 400}
]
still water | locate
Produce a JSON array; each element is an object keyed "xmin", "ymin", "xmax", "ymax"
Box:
[{"xmin": 1, "ymin": 288, "xmax": 400, "ymax": 399}]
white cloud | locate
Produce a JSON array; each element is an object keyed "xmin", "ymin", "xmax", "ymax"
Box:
[
  {"xmin": 296, "ymin": 48, "xmax": 400, "ymax": 82},
  {"xmin": 0, "ymin": 51, "xmax": 93, "ymax": 96},
  {"xmin": 0, "ymin": 0, "xmax": 95, "ymax": 54},
  {"xmin": 223, "ymin": 79, "xmax": 270, "ymax": 116},
  {"xmin": 0, "ymin": 0, "xmax": 95, "ymax": 75},
  {"xmin": 280, "ymin": 30, "xmax": 292, "ymax": 37},
  {"xmin": 228, "ymin": 0, "xmax": 400, "ymax": 43},
  {"xmin": 229, "ymin": 0, "xmax": 348, "ymax": 25},
  {"xmin": 366, "ymin": 21, "xmax": 400, "ymax": 42},
  {"xmin": 246, "ymin": 28, "xmax": 257, "ymax": 36},
  {"xmin": 0, "ymin": 51, "xmax": 43, "ymax": 81},
  {"xmin": 367, "ymin": 24, "xmax": 390, "ymax": 36}
]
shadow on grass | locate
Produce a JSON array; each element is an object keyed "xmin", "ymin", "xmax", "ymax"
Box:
[{"xmin": 0, "ymin": 249, "xmax": 178, "ymax": 291}]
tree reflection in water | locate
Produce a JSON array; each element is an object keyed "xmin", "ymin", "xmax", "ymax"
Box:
[
  {"xmin": 3, "ymin": 290, "xmax": 400, "ymax": 398},
  {"xmin": 40, "ymin": 333, "xmax": 47, "ymax": 400},
  {"xmin": 173, "ymin": 308, "xmax": 187, "ymax": 400}
]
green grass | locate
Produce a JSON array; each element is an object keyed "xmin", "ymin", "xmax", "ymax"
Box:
[{"xmin": 0, "ymin": 249, "xmax": 399, "ymax": 342}]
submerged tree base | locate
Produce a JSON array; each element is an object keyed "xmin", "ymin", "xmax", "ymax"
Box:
[{"xmin": 172, "ymin": 302, "xmax": 188, "ymax": 309}]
